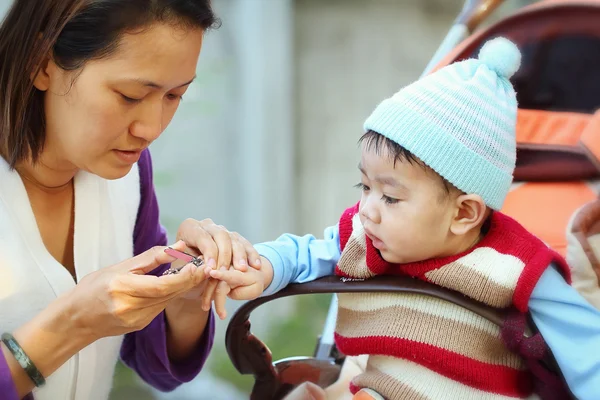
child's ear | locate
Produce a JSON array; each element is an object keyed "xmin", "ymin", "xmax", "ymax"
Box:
[{"xmin": 450, "ymin": 194, "xmax": 488, "ymax": 236}]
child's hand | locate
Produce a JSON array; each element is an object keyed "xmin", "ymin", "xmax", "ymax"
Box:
[
  {"xmin": 176, "ymin": 219, "xmax": 263, "ymax": 317},
  {"xmin": 205, "ymin": 265, "xmax": 265, "ymax": 301},
  {"xmin": 202, "ymin": 256, "xmax": 274, "ymax": 302}
]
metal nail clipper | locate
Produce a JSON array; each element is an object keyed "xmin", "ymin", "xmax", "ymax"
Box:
[{"xmin": 162, "ymin": 247, "xmax": 204, "ymax": 275}]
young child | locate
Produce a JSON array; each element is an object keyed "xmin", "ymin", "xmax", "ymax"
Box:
[{"xmin": 207, "ymin": 38, "xmax": 600, "ymax": 399}]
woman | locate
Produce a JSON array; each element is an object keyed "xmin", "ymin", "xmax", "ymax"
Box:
[{"xmin": 0, "ymin": 1, "xmax": 260, "ymax": 399}]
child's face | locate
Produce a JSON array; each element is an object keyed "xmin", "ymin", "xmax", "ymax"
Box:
[{"xmin": 358, "ymin": 144, "xmax": 459, "ymax": 264}]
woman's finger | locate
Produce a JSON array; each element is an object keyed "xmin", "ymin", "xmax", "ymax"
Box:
[
  {"xmin": 245, "ymin": 240, "xmax": 262, "ymax": 270},
  {"xmin": 128, "ymin": 240, "xmax": 188, "ymax": 275},
  {"xmin": 177, "ymin": 219, "xmax": 218, "ymax": 270},
  {"xmin": 121, "ymin": 263, "xmax": 203, "ymax": 298},
  {"xmin": 229, "ymin": 233, "xmax": 249, "ymax": 272},
  {"xmin": 118, "ymin": 245, "xmax": 181, "ymax": 275},
  {"xmin": 229, "ymin": 232, "xmax": 261, "ymax": 270},
  {"xmin": 202, "ymin": 223, "xmax": 232, "ymax": 272}
]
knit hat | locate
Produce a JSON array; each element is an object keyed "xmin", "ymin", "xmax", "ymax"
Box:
[{"xmin": 363, "ymin": 37, "xmax": 521, "ymax": 210}]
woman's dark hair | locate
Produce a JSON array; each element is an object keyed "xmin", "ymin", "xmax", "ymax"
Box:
[{"xmin": 0, "ymin": 0, "xmax": 219, "ymax": 167}]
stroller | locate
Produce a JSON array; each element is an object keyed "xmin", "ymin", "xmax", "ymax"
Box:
[{"xmin": 225, "ymin": 0, "xmax": 600, "ymax": 398}]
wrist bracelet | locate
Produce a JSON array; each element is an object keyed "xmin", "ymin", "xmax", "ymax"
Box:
[{"xmin": 1, "ymin": 333, "xmax": 46, "ymax": 387}]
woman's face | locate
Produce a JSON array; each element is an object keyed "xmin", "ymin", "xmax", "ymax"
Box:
[{"xmin": 35, "ymin": 23, "xmax": 204, "ymax": 179}]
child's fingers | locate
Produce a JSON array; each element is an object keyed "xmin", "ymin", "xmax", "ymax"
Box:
[
  {"xmin": 213, "ymin": 279, "xmax": 231, "ymax": 320},
  {"xmin": 229, "ymin": 286, "xmax": 253, "ymax": 300},
  {"xmin": 208, "ymin": 268, "xmax": 249, "ymax": 288},
  {"xmin": 228, "ymin": 284, "xmax": 261, "ymax": 301},
  {"xmin": 201, "ymin": 278, "xmax": 219, "ymax": 311}
]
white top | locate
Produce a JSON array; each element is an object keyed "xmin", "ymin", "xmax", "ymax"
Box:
[{"xmin": 0, "ymin": 157, "xmax": 140, "ymax": 400}]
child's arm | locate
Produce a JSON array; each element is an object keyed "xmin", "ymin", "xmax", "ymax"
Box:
[
  {"xmin": 257, "ymin": 225, "xmax": 341, "ymax": 296},
  {"xmin": 529, "ymin": 265, "xmax": 600, "ymax": 400},
  {"xmin": 207, "ymin": 224, "xmax": 341, "ymax": 300}
]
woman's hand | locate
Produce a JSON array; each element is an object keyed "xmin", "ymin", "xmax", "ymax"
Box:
[
  {"xmin": 3, "ymin": 243, "xmax": 203, "ymax": 398},
  {"xmin": 175, "ymin": 218, "xmax": 262, "ymax": 319},
  {"xmin": 176, "ymin": 218, "xmax": 262, "ymax": 272},
  {"xmin": 69, "ymin": 242, "xmax": 205, "ymax": 339}
]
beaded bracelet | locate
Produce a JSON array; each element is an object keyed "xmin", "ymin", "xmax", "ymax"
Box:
[{"xmin": 1, "ymin": 333, "xmax": 46, "ymax": 387}]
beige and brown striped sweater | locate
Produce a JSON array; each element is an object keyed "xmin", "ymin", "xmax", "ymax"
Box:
[{"xmin": 334, "ymin": 203, "xmax": 569, "ymax": 400}]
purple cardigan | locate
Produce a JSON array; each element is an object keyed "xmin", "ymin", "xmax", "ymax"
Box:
[{"xmin": 0, "ymin": 150, "xmax": 215, "ymax": 399}]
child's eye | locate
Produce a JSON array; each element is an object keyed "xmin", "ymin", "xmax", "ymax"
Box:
[
  {"xmin": 382, "ymin": 195, "xmax": 399, "ymax": 205},
  {"xmin": 354, "ymin": 183, "xmax": 370, "ymax": 192}
]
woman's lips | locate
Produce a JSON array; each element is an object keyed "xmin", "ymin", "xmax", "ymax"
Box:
[{"xmin": 113, "ymin": 149, "xmax": 143, "ymax": 164}]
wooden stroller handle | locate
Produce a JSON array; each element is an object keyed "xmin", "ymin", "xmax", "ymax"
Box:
[
  {"xmin": 225, "ymin": 275, "xmax": 510, "ymax": 399},
  {"xmin": 456, "ymin": 0, "xmax": 506, "ymax": 32}
]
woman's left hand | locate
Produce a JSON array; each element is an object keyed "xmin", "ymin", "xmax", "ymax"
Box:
[{"xmin": 172, "ymin": 218, "xmax": 262, "ymax": 319}]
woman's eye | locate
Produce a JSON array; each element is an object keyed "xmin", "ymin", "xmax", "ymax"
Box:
[
  {"xmin": 354, "ymin": 183, "xmax": 370, "ymax": 192},
  {"xmin": 382, "ymin": 195, "xmax": 399, "ymax": 205},
  {"xmin": 166, "ymin": 93, "xmax": 183, "ymax": 101},
  {"xmin": 120, "ymin": 94, "xmax": 142, "ymax": 104}
]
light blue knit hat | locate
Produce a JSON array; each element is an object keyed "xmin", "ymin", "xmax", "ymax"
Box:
[{"xmin": 364, "ymin": 37, "xmax": 521, "ymax": 210}]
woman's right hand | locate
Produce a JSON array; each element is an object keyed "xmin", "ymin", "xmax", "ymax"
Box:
[
  {"xmin": 68, "ymin": 241, "xmax": 207, "ymax": 339},
  {"xmin": 3, "ymin": 242, "xmax": 206, "ymax": 399}
]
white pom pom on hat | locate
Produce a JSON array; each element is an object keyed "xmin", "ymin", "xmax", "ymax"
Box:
[{"xmin": 477, "ymin": 37, "xmax": 522, "ymax": 79}]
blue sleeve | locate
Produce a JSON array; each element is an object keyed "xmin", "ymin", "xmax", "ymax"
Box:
[
  {"xmin": 256, "ymin": 225, "xmax": 342, "ymax": 296},
  {"xmin": 529, "ymin": 266, "xmax": 600, "ymax": 400}
]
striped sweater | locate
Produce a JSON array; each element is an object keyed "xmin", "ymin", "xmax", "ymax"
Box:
[{"xmin": 334, "ymin": 203, "xmax": 570, "ymax": 400}]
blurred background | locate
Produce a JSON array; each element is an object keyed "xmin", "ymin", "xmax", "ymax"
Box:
[{"xmin": 0, "ymin": 0, "xmax": 530, "ymax": 398}]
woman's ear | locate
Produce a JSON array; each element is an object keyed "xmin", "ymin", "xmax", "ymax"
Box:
[
  {"xmin": 31, "ymin": 55, "xmax": 55, "ymax": 92},
  {"xmin": 450, "ymin": 194, "xmax": 488, "ymax": 236}
]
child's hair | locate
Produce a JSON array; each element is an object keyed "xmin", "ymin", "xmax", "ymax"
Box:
[{"xmin": 359, "ymin": 130, "xmax": 459, "ymax": 198}]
